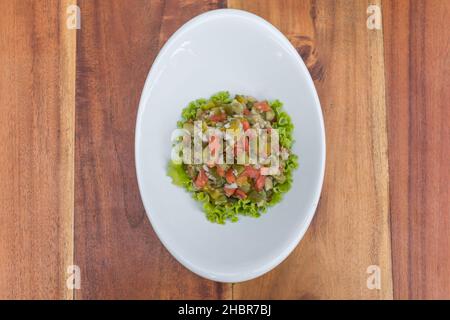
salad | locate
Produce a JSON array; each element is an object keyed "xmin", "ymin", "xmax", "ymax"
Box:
[{"xmin": 168, "ymin": 92, "xmax": 298, "ymax": 224}]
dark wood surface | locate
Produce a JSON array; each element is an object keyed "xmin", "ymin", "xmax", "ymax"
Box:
[
  {"xmin": 383, "ymin": 0, "xmax": 450, "ymax": 300},
  {"xmin": 0, "ymin": 0, "xmax": 75, "ymax": 299},
  {"xmin": 229, "ymin": 0, "xmax": 393, "ymax": 299},
  {"xmin": 74, "ymin": 0, "xmax": 230, "ymax": 299},
  {"xmin": 0, "ymin": 0, "xmax": 448, "ymax": 299}
]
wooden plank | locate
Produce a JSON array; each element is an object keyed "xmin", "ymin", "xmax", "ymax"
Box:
[
  {"xmin": 74, "ymin": 0, "xmax": 230, "ymax": 299},
  {"xmin": 383, "ymin": 0, "xmax": 450, "ymax": 299},
  {"xmin": 228, "ymin": 0, "xmax": 393, "ymax": 299},
  {"xmin": 0, "ymin": 0, "xmax": 75, "ymax": 299}
]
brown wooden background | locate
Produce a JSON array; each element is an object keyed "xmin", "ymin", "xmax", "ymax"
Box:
[{"xmin": 0, "ymin": 0, "xmax": 448, "ymax": 299}]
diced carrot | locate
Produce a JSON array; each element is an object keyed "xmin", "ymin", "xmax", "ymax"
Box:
[
  {"xmin": 216, "ymin": 166, "xmax": 225, "ymax": 177},
  {"xmin": 255, "ymin": 175, "xmax": 266, "ymax": 191},
  {"xmin": 224, "ymin": 187, "xmax": 236, "ymax": 197},
  {"xmin": 210, "ymin": 113, "xmax": 226, "ymax": 122},
  {"xmin": 242, "ymin": 119, "xmax": 250, "ymax": 131},
  {"xmin": 225, "ymin": 168, "xmax": 236, "ymax": 184},
  {"xmin": 234, "ymin": 189, "xmax": 247, "ymax": 199},
  {"xmin": 254, "ymin": 101, "xmax": 271, "ymax": 112},
  {"xmin": 194, "ymin": 169, "xmax": 208, "ymax": 189}
]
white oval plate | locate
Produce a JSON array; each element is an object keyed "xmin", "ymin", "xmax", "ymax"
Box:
[{"xmin": 135, "ymin": 9, "xmax": 325, "ymax": 283}]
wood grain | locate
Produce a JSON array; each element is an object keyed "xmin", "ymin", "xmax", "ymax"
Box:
[
  {"xmin": 0, "ymin": 0, "xmax": 75, "ymax": 299},
  {"xmin": 228, "ymin": 0, "xmax": 393, "ymax": 299},
  {"xmin": 74, "ymin": 0, "xmax": 230, "ymax": 299},
  {"xmin": 1, "ymin": 0, "xmax": 448, "ymax": 300},
  {"xmin": 383, "ymin": 0, "xmax": 450, "ymax": 299}
]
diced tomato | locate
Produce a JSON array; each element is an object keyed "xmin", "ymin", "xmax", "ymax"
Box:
[
  {"xmin": 209, "ymin": 134, "xmax": 220, "ymax": 157},
  {"xmin": 241, "ymin": 165, "xmax": 260, "ymax": 179},
  {"xmin": 242, "ymin": 119, "xmax": 250, "ymax": 131},
  {"xmin": 234, "ymin": 189, "xmax": 247, "ymax": 199},
  {"xmin": 194, "ymin": 169, "xmax": 208, "ymax": 189},
  {"xmin": 243, "ymin": 108, "xmax": 251, "ymax": 115},
  {"xmin": 254, "ymin": 101, "xmax": 271, "ymax": 112},
  {"xmin": 255, "ymin": 175, "xmax": 266, "ymax": 191},
  {"xmin": 216, "ymin": 166, "xmax": 225, "ymax": 177},
  {"xmin": 225, "ymin": 168, "xmax": 236, "ymax": 184},
  {"xmin": 224, "ymin": 187, "xmax": 236, "ymax": 197},
  {"xmin": 210, "ymin": 113, "xmax": 226, "ymax": 122}
]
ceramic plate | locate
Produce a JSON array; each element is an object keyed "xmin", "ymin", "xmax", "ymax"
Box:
[{"xmin": 135, "ymin": 9, "xmax": 325, "ymax": 282}]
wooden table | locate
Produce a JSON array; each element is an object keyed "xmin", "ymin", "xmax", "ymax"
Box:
[{"xmin": 0, "ymin": 0, "xmax": 448, "ymax": 300}]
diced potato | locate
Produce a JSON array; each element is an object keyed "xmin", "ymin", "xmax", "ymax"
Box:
[
  {"xmin": 230, "ymin": 100, "xmax": 244, "ymax": 114},
  {"xmin": 264, "ymin": 177, "xmax": 273, "ymax": 191},
  {"xmin": 265, "ymin": 110, "xmax": 275, "ymax": 121},
  {"xmin": 235, "ymin": 95, "xmax": 247, "ymax": 104},
  {"xmin": 273, "ymin": 174, "xmax": 286, "ymax": 184}
]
